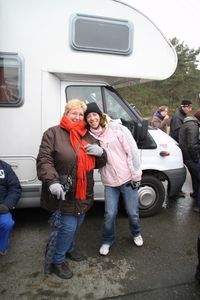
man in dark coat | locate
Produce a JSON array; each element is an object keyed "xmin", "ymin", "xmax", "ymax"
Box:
[
  {"xmin": 170, "ymin": 99, "xmax": 193, "ymax": 143},
  {"xmin": 169, "ymin": 99, "xmax": 193, "ymax": 197},
  {"xmin": 179, "ymin": 110, "xmax": 200, "ymax": 212},
  {"xmin": 0, "ymin": 160, "xmax": 21, "ymax": 255}
]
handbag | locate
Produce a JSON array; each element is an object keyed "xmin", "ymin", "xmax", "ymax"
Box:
[{"xmin": 59, "ymin": 139, "xmax": 82, "ymax": 201}]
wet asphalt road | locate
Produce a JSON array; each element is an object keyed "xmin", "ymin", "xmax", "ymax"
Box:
[{"xmin": 0, "ymin": 173, "xmax": 200, "ymax": 300}]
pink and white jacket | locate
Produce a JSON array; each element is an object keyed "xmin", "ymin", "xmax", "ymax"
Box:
[{"xmin": 89, "ymin": 123, "xmax": 142, "ymax": 187}]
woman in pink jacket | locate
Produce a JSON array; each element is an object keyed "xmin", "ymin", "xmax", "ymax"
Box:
[{"xmin": 84, "ymin": 102, "xmax": 143, "ymax": 256}]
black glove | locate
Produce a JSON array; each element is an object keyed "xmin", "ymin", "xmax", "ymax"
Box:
[
  {"xmin": 126, "ymin": 181, "xmax": 141, "ymax": 190},
  {"xmin": 0, "ymin": 204, "xmax": 9, "ymax": 214}
]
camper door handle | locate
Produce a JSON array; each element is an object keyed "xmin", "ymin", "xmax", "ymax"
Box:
[{"xmin": 9, "ymin": 162, "xmax": 19, "ymax": 169}]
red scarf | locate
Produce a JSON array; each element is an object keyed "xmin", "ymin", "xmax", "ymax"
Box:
[{"xmin": 60, "ymin": 115, "xmax": 95, "ymax": 200}]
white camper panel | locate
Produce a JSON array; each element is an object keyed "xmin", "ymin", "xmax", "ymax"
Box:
[
  {"xmin": 0, "ymin": 0, "xmax": 181, "ymax": 215},
  {"xmin": 0, "ymin": 0, "xmax": 177, "ymax": 84}
]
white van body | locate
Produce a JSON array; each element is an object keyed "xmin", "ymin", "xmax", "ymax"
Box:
[{"xmin": 0, "ymin": 0, "xmax": 186, "ymax": 217}]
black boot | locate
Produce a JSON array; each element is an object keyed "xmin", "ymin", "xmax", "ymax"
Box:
[{"xmin": 195, "ymin": 235, "xmax": 200, "ymax": 284}]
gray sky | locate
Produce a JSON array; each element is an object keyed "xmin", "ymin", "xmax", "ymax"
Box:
[{"xmin": 127, "ymin": 0, "xmax": 200, "ymax": 67}]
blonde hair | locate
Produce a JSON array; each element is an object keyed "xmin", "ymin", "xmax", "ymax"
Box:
[
  {"xmin": 64, "ymin": 99, "xmax": 87, "ymax": 114},
  {"xmin": 99, "ymin": 113, "xmax": 110, "ymax": 128}
]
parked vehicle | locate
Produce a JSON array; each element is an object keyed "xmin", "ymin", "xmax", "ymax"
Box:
[{"xmin": 0, "ymin": 0, "xmax": 186, "ymax": 217}]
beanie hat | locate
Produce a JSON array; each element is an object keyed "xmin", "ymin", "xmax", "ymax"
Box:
[
  {"xmin": 180, "ymin": 99, "xmax": 192, "ymax": 107},
  {"xmin": 84, "ymin": 102, "xmax": 103, "ymax": 120},
  {"xmin": 194, "ymin": 109, "xmax": 200, "ymax": 121}
]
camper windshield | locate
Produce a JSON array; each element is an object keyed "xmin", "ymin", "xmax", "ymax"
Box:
[{"xmin": 65, "ymin": 85, "xmax": 137, "ymax": 138}]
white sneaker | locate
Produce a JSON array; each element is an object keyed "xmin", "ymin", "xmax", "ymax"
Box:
[
  {"xmin": 99, "ymin": 244, "xmax": 110, "ymax": 255},
  {"xmin": 133, "ymin": 235, "xmax": 143, "ymax": 247}
]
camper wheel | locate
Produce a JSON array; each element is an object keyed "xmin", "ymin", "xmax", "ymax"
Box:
[{"xmin": 138, "ymin": 175, "xmax": 165, "ymax": 218}]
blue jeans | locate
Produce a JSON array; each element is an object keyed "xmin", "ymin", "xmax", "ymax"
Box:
[
  {"xmin": 102, "ymin": 183, "xmax": 141, "ymax": 246},
  {"xmin": 52, "ymin": 213, "xmax": 85, "ymax": 264},
  {"xmin": 0, "ymin": 212, "xmax": 14, "ymax": 250}
]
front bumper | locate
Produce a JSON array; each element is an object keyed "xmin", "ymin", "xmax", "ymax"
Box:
[{"xmin": 165, "ymin": 166, "xmax": 187, "ymax": 196}]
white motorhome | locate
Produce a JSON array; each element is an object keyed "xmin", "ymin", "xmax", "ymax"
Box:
[{"xmin": 0, "ymin": 0, "xmax": 186, "ymax": 217}]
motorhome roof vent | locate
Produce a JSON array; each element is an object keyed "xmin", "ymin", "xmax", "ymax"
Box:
[{"xmin": 70, "ymin": 14, "xmax": 133, "ymax": 55}]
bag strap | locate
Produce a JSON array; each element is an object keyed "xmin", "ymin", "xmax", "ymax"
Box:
[
  {"xmin": 58, "ymin": 138, "xmax": 82, "ymax": 208},
  {"xmin": 69, "ymin": 138, "xmax": 82, "ymax": 174}
]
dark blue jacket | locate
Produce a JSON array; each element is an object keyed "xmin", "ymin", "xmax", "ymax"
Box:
[
  {"xmin": 0, "ymin": 160, "xmax": 21, "ymax": 210},
  {"xmin": 169, "ymin": 107, "xmax": 186, "ymax": 143},
  {"xmin": 179, "ymin": 116, "xmax": 200, "ymax": 162}
]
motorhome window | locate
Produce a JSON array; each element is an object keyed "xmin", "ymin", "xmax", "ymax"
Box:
[
  {"xmin": 103, "ymin": 87, "xmax": 136, "ymax": 138},
  {"xmin": 0, "ymin": 53, "xmax": 24, "ymax": 107},
  {"xmin": 66, "ymin": 86, "xmax": 102, "ymax": 106},
  {"xmin": 70, "ymin": 14, "xmax": 133, "ymax": 55}
]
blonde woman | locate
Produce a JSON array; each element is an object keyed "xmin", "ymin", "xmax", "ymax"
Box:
[{"xmin": 37, "ymin": 99, "xmax": 107, "ymax": 279}]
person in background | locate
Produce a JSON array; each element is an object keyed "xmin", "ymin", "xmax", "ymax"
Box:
[
  {"xmin": 84, "ymin": 102, "xmax": 143, "ymax": 256},
  {"xmin": 150, "ymin": 105, "xmax": 169, "ymax": 133},
  {"xmin": 0, "ymin": 160, "xmax": 21, "ymax": 255},
  {"xmin": 195, "ymin": 234, "xmax": 200, "ymax": 285},
  {"xmin": 170, "ymin": 99, "xmax": 193, "ymax": 197},
  {"xmin": 170, "ymin": 100, "xmax": 193, "ymax": 143},
  {"xmin": 37, "ymin": 99, "xmax": 107, "ymax": 279},
  {"xmin": 179, "ymin": 110, "xmax": 200, "ymax": 212}
]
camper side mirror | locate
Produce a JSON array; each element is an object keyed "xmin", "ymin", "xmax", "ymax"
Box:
[{"xmin": 137, "ymin": 118, "xmax": 148, "ymax": 143}]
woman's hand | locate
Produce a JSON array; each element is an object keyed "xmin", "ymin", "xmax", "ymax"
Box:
[
  {"xmin": 49, "ymin": 183, "xmax": 66, "ymax": 200},
  {"xmin": 84, "ymin": 144, "xmax": 103, "ymax": 157}
]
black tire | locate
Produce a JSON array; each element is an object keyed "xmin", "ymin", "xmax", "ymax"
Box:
[{"xmin": 138, "ymin": 175, "xmax": 165, "ymax": 218}]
